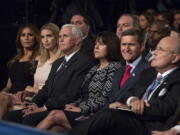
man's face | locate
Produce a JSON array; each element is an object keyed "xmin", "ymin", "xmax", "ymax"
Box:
[
  {"xmin": 147, "ymin": 25, "xmax": 161, "ymax": 45},
  {"xmin": 59, "ymin": 26, "xmax": 77, "ymax": 55},
  {"xmin": 174, "ymin": 13, "xmax": 180, "ymax": 29},
  {"xmin": 139, "ymin": 15, "xmax": 149, "ymax": 29},
  {"xmin": 71, "ymin": 15, "xmax": 89, "ymax": 36},
  {"xmin": 116, "ymin": 16, "xmax": 134, "ymax": 39},
  {"xmin": 151, "ymin": 38, "xmax": 179, "ymax": 71},
  {"xmin": 121, "ymin": 35, "xmax": 143, "ymax": 62}
]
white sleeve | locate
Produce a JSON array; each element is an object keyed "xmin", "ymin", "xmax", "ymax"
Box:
[
  {"xmin": 173, "ymin": 125, "xmax": 180, "ymax": 134},
  {"xmin": 126, "ymin": 96, "xmax": 138, "ymax": 106}
]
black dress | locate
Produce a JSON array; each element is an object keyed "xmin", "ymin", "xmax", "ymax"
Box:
[{"xmin": 8, "ymin": 61, "xmax": 36, "ymax": 93}]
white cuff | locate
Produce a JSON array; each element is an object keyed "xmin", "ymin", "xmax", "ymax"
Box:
[
  {"xmin": 43, "ymin": 105, "xmax": 47, "ymax": 111},
  {"xmin": 173, "ymin": 125, "xmax": 180, "ymax": 134},
  {"xmin": 126, "ymin": 96, "xmax": 138, "ymax": 106}
]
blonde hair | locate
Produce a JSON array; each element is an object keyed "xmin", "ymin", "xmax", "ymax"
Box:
[{"xmin": 39, "ymin": 23, "xmax": 63, "ymax": 66}]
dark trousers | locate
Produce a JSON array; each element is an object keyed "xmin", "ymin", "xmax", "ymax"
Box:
[
  {"xmin": 3, "ymin": 110, "xmax": 50, "ymax": 127},
  {"xmin": 69, "ymin": 109, "xmax": 150, "ymax": 135}
]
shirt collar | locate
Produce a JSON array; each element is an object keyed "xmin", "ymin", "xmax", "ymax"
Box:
[
  {"xmin": 157, "ymin": 67, "xmax": 178, "ymax": 78},
  {"xmin": 64, "ymin": 50, "xmax": 79, "ymax": 62},
  {"xmin": 82, "ymin": 34, "xmax": 88, "ymax": 40},
  {"xmin": 126, "ymin": 55, "xmax": 142, "ymax": 71}
]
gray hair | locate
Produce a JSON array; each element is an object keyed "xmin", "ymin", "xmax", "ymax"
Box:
[{"xmin": 61, "ymin": 24, "xmax": 83, "ymax": 41}]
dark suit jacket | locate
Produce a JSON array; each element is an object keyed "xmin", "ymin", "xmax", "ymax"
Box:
[
  {"xmin": 32, "ymin": 51, "xmax": 95, "ymax": 110},
  {"xmin": 123, "ymin": 67, "xmax": 180, "ymax": 131},
  {"xmin": 80, "ymin": 34, "xmax": 95, "ymax": 60},
  {"xmin": 110, "ymin": 57, "xmax": 149, "ymax": 102},
  {"xmin": 162, "ymin": 99, "xmax": 180, "ymax": 130}
]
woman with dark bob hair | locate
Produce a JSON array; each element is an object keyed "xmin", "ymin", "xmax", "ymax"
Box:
[{"xmin": 36, "ymin": 31, "xmax": 121, "ymax": 132}]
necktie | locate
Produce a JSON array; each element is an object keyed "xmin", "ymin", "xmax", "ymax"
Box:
[
  {"xmin": 143, "ymin": 75, "xmax": 163, "ymax": 100},
  {"xmin": 120, "ymin": 65, "xmax": 132, "ymax": 87},
  {"xmin": 57, "ymin": 59, "xmax": 67, "ymax": 72},
  {"xmin": 53, "ymin": 59, "xmax": 67, "ymax": 86}
]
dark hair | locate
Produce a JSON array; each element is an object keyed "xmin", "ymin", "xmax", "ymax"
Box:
[
  {"xmin": 121, "ymin": 29, "xmax": 144, "ymax": 45},
  {"xmin": 96, "ymin": 31, "xmax": 120, "ymax": 62},
  {"xmin": 8, "ymin": 23, "xmax": 40, "ymax": 70},
  {"xmin": 150, "ymin": 21, "xmax": 171, "ymax": 37},
  {"xmin": 140, "ymin": 12, "xmax": 154, "ymax": 26},
  {"xmin": 70, "ymin": 12, "xmax": 91, "ymax": 25},
  {"xmin": 156, "ymin": 11, "xmax": 174, "ymax": 27}
]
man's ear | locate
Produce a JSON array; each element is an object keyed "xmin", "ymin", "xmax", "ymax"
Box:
[
  {"xmin": 75, "ymin": 36, "xmax": 82, "ymax": 46},
  {"xmin": 172, "ymin": 54, "xmax": 180, "ymax": 64}
]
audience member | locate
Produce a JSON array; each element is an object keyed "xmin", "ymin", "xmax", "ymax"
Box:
[
  {"xmin": 1, "ymin": 23, "xmax": 39, "ymax": 94},
  {"xmin": 116, "ymin": 14, "xmax": 140, "ymax": 39},
  {"xmin": 138, "ymin": 12, "xmax": 154, "ymax": 45},
  {"xmin": 0, "ymin": 23, "xmax": 39, "ymax": 118},
  {"xmin": 23, "ymin": 23, "xmax": 63, "ymax": 97},
  {"xmin": 110, "ymin": 29, "xmax": 149, "ymax": 102},
  {"xmin": 154, "ymin": 11, "xmax": 179, "ymax": 37},
  {"xmin": 144, "ymin": 21, "xmax": 171, "ymax": 61},
  {"xmin": 139, "ymin": 12, "xmax": 154, "ymax": 33},
  {"xmin": 173, "ymin": 10, "xmax": 180, "ymax": 31},
  {"xmin": 70, "ymin": 13, "xmax": 95, "ymax": 59}
]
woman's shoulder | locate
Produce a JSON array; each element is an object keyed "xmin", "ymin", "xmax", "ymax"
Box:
[{"xmin": 108, "ymin": 61, "xmax": 121, "ymax": 70}]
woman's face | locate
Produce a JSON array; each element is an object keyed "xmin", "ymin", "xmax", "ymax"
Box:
[
  {"xmin": 94, "ymin": 38, "xmax": 107, "ymax": 59},
  {"xmin": 139, "ymin": 15, "xmax": 149, "ymax": 30},
  {"xmin": 41, "ymin": 29, "xmax": 57, "ymax": 50},
  {"xmin": 20, "ymin": 27, "xmax": 35, "ymax": 49}
]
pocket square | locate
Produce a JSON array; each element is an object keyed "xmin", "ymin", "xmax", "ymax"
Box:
[{"xmin": 158, "ymin": 88, "xmax": 167, "ymax": 96}]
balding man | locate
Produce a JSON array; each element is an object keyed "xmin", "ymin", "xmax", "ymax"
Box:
[
  {"xmin": 116, "ymin": 14, "xmax": 139, "ymax": 39},
  {"xmin": 69, "ymin": 36, "xmax": 180, "ymax": 135}
]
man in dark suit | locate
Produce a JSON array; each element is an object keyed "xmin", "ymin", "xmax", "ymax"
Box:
[
  {"xmin": 69, "ymin": 36, "xmax": 180, "ymax": 135},
  {"xmin": 3, "ymin": 24, "xmax": 94, "ymax": 126},
  {"xmin": 151, "ymin": 100, "xmax": 180, "ymax": 135},
  {"xmin": 110, "ymin": 28, "xmax": 149, "ymax": 103},
  {"xmin": 152, "ymin": 124, "xmax": 180, "ymax": 135},
  {"xmin": 70, "ymin": 13, "xmax": 95, "ymax": 59}
]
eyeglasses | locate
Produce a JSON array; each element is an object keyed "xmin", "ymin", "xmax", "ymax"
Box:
[
  {"xmin": 117, "ymin": 23, "xmax": 131, "ymax": 28},
  {"xmin": 148, "ymin": 29, "xmax": 160, "ymax": 34},
  {"xmin": 154, "ymin": 47, "xmax": 179, "ymax": 54}
]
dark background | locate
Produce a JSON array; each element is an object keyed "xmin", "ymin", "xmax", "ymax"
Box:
[{"xmin": 0, "ymin": 0, "xmax": 180, "ymax": 89}]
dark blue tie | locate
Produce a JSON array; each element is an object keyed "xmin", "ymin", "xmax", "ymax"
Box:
[
  {"xmin": 56, "ymin": 59, "xmax": 67, "ymax": 72},
  {"xmin": 53, "ymin": 59, "xmax": 67, "ymax": 84},
  {"xmin": 143, "ymin": 75, "xmax": 163, "ymax": 100}
]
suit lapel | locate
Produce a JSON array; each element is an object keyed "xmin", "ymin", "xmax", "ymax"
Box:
[
  {"xmin": 149, "ymin": 67, "xmax": 180, "ymax": 102},
  {"xmin": 121, "ymin": 58, "xmax": 148, "ymax": 90},
  {"xmin": 54, "ymin": 51, "xmax": 81, "ymax": 78}
]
